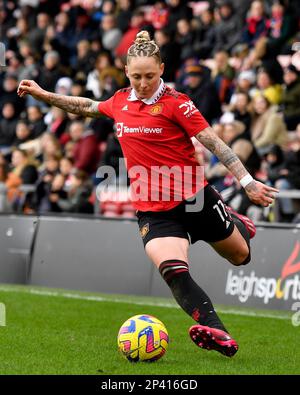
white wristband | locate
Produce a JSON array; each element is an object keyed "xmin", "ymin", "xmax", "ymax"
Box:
[{"xmin": 240, "ymin": 174, "xmax": 254, "ymax": 188}]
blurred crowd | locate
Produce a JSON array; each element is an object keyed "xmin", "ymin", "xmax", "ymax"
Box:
[{"xmin": 0, "ymin": 0, "xmax": 300, "ymax": 222}]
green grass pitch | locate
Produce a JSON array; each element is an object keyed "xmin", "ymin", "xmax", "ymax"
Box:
[{"xmin": 0, "ymin": 284, "xmax": 299, "ymax": 375}]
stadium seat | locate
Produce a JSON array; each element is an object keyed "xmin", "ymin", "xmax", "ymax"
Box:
[{"xmin": 98, "ymin": 187, "xmax": 135, "ymax": 217}]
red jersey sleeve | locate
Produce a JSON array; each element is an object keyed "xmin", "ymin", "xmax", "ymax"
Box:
[
  {"xmin": 172, "ymin": 94, "xmax": 209, "ymax": 138},
  {"xmin": 97, "ymin": 95, "xmax": 115, "ymax": 119}
]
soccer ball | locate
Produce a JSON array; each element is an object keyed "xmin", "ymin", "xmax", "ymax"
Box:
[{"xmin": 117, "ymin": 314, "xmax": 169, "ymax": 362}]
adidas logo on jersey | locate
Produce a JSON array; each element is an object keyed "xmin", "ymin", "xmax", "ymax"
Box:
[{"xmin": 122, "ymin": 105, "xmax": 128, "ymax": 111}]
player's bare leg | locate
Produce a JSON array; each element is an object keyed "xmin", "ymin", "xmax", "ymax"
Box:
[
  {"xmin": 210, "ymin": 205, "xmax": 256, "ymax": 266},
  {"xmin": 210, "ymin": 225, "xmax": 250, "ymax": 265}
]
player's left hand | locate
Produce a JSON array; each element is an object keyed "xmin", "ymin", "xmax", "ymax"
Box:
[{"xmin": 245, "ymin": 180, "xmax": 279, "ymax": 207}]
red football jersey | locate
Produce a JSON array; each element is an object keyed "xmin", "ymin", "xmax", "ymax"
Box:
[{"xmin": 98, "ymin": 82, "xmax": 209, "ymax": 211}]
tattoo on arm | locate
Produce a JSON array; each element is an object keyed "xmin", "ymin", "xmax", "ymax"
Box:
[
  {"xmin": 44, "ymin": 92, "xmax": 100, "ymax": 117},
  {"xmin": 195, "ymin": 127, "xmax": 249, "ymax": 181}
]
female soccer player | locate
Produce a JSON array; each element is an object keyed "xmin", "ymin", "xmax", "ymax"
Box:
[{"xmin": 17, "ymin": 31, "xmax": 278, "ymax": 357}]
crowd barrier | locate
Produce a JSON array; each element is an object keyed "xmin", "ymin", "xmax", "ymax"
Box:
[
  {"xmin": 0, "ymin": 215, "xmax": 37, "ymax": 283},
  {"xmin": 0, "ymin": 214, "xmax": 299, "ymax": 311}
]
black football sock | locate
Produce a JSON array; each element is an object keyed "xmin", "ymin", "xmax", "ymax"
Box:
[{"xmin": 159, "ymin": 259, "xmax": 228, "ymax": 332}]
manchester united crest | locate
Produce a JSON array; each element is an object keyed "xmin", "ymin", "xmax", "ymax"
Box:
[
  {"xmin": 149, "ymin": 103, "xmax": 163, "ymax": 116},
  {"xmin": 139, "ymin": 223, "xmax": 150, "ymax": 239}
]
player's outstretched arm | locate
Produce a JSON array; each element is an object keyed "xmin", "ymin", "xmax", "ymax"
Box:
[
  {"xmin": 195, "ymin": 126, "xmax": 279, "ymax": 207},
  {"xmin": 17, "ymin": 79, "xmax": 100, "ymax": 118}
]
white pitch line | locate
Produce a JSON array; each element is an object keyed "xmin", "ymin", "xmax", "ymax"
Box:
[{"xmin": 0, "ymin": 286, "xmax": 291, "ymax": 320}]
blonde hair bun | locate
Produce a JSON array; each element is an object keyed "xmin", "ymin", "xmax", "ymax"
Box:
[
  {"xmin": 135, "ymin": 31, "xmax": 151, "ymax": 44},
  {"xmin": 127, "ymin": 30, "xmax": 161, "ymax": 63}
]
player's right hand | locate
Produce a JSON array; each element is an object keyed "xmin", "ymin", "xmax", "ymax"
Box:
[
  {"xmin": 17, "ymin": 80, "xmax": 44, "ymax": 99},
  {"xmin": 245, "ymin": 180, "xmax": 279, "ymax": 207}
]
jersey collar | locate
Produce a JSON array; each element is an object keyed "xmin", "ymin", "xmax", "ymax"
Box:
[{"xmin": 127, "ymin": 79, "xmax": 166, "ymax": 105}]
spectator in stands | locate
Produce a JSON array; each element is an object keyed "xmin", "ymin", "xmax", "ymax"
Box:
[
  {"xmin": 98, "ymin": 66, "xmax": 126, "ymax": 101},
  {"xmin": 0, "ymin": 155, "xmax": 9, "ymax": 212},
  {"xmin": 64, "ymin": 140, "xmax": 76, "ymax": 161},
  {"xmin": 229, "ymin": 92, "xmax": 252, "ymax": 138},
  {"xmin": 65, "ymin": 109, "xmax": 88, "ymax": 144},
  {"xmin": 0, "ymin": 103, "xmax": 18, "ymax": 149},
  {"xmin": 0, "ymin": 153, "xmax": 8, "ymax": 182},
  {"xmin": 69, "ymin": 121, "xmax": 100, "ymax": 175},
  {"xmin": 154, "ymin": 29, "xmax": 181, "ymax": 83},
  {"xmin": 88, "ymin": 36, "xmax": 102, "ymax": 57},
  {"xmin": 86, "ymin": 52, "xmax": 115, "ymax": 99},
  {"xmin": 55, "ymin": 77, "xmax": 73, "ymax": 96},
  {"xmin": 35, "ymin": 154, "xmax": 60, "ymax": 213},
  {"xmin": 59, "ymin": 157, "xmax": 74, "ymax": 189},
  {"xmin": 250, "ymin": 94, "xmax": 288, "ymax": 153},
  {"xmin": 5, "ymin": 148, "xmax": 38, "ymax": 209},
  {"xmin": 116, "ymin": 0, "xmax": 133, "ymax": 33},
  {"xmin": 13, "ymin": 120, "xmax": 34, "ymax": 147},
  {"xmin": 44, "ymin": 106, "xmax": 68, "ymax": 140},
  {"xmin": 256, "ymin": 0, "xmax": 296, "ymax": 60},
  {"xmin": 233, "ymin": 70, "xmax": 257, "ymax": 96},
  {"xmin": 18, "ymin": 39, "xmax": 34, "ymax": 64},
  {"xmin": 26, "ymin": 106, "xmax": 46, "ymax": 139},
  {"xmin": 39, "ymin": 133, "xmax": 63, "ymax": 162},
  {"xmin": 27, "ymin": 12, "xmax": 51, "ymax": 55},
  {"xmin": 65, "ymin": 8, "xmax": 95, "ymax": 65},
  {"xmin": 281, "ymin": 64, "xmax": 300, "ymax": 130},
  {"xmin": 71, "ymin": 78, "xmax": 91, "ymax": 99},
  {"xmin": 100, "ymin": 13, "xmax": 122, "ymax": 52},
  {"xmin": 230, "ymin": 0, "xmax": 252, "ymax": 20},
  {"xmin": 47, "ymin": 172, "xmax": 67, "ymax": 213},
  {"xmin": 174, "ymin": 49, "xmax": 200, "ymax": 87},
  {"xmin": 176, "ymin": 18, "xmax": 195, "ymax": 62},
  {"xmin": 38, "ymin": 51, "xmax": 64, "ymax": 93},
  {"xmin": 0, "ymin": 4, "xmax": 15, "ymax": 47},
  {"xmin": 241, "ymin": 0, "xmax": 270, "ymax": 49},
  {"xmin": 149, "ymin": 1, "xmax": 169, "ymax": 30},
  {"xmin": 0, "ymin": 161, "xmax": 8, "ymax": 183},
  {"xmin": 0, "ymin": 73, "xmax": 25, "ymax": 117},
  {"xmin": 213, "ymin": 0, "xmax": 243, "ymax": 53},
  {"xmin": 100, "ymin": 0, "xmax": 117, "ymax": 15},
  {"xmin": 251, "ymin": 67, "xmax": 282, "ymax": 105},
  {"xmin": 18, "ymin": 44, "xmax": 40, "ymax": 82},
  {"xmin": 73, "ymin": 39, "xmax": 95, "ymax": 76},
  {"xmin": 193, "ymin": 7, "xmax": 216, "ymax": 60},
  {"xmin": 6, "ymin": 16, "xmax": 31, "ymax": 54},
  {"xmin": 43, "ymin": 23, "xmax": 70, "ymax": 67},
  {"xmin": 167, "ymin": 0, "xmax": 193, "ymax": 31},
  {"xmin": 265, "ymin": 144, "xmax": 285, "ymax": 187},
  {"xmin": 19, "ymin": 5, "xmax": 36, "ymax": 27},
  {"xmin": 230, "ymin": 42, "xmax": 251, "ymax": 71},
  {"xmin": 178, "ymin": 65, "xmax": 222, "ymax": 124},
  {"xmin": 6, "ymin": 51, "xmax": 24, "ymax": 80},
  {"xmin": 211, "ymin": 50, "xmax": 235, "ymax": 104},
  {"xmin": 49, "ymin": 169, "xmax": 93, "ymax": 214}
]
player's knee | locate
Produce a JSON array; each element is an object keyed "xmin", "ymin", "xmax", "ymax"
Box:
[{"xmin": 230, "ymin": 245, "xmax": 251, "ymax": 266}]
